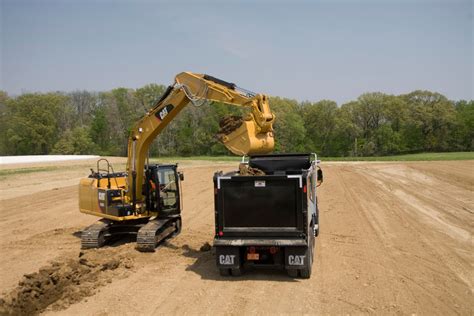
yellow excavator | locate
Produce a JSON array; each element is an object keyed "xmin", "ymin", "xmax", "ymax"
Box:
[{"xmin": 79, "ymin": 72, "xmax": 275, "ymax": 251}]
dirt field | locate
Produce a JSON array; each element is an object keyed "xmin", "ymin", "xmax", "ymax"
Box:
[{"xmin": 0, "ymin": 159, "xmax": 472, "ymax": 315}]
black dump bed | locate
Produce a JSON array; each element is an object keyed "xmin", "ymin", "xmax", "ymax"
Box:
[
  {"xmin": 214, "ymin": 154, "xmax": 313, "ymax": 239},
  {"xmin": 220, "ymin": 176, "xmax": 300, "ymax": 229}
]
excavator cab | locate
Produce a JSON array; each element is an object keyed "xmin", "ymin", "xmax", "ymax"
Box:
[{"xmin": 144, "ymin": 164, "xmax": 183, "ymax": 216}]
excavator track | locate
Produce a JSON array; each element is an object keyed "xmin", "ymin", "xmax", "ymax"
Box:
[
  {"xmin": 136, "ymin": 217, "xmax": 181, "ymax": 252},
  {"xmin": 81, "ymin": 219, "xmax": 111, "ymax": 249}
]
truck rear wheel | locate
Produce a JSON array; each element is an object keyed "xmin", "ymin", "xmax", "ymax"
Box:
[
  {"xmin": 219, "ymin": 267, "xmax": 242, "ymax": 276},
  {"xmin": 219, "ymin": 268, "xmax": 230, "ymax": 276},
  {"xmin": 230, "ymin": 267, "xmax": 242, "ymax": 276},
  {"xmin": 299, "ymin": 250, "xmax": 312, "ymax": 278},
  {"xmin": 299, "ymin": 266, "xmax": 311, "ymax": 278},
  {"xmin": 298, "ymin": 255, "xmax": 312, "ymax": 278}
]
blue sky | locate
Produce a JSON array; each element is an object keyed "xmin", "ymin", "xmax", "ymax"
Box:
[{"xmin": 1, "ymin": 0, "xmax": 472, "ymax": 104}]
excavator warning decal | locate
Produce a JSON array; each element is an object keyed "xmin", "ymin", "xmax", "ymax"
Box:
[{"xmin": 155, "ymin": 104, "xmax": 174, "ymax": 122}]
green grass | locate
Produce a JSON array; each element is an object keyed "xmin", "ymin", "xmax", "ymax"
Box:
[
  {"xmin": 0, "ymin": 166, "xmax": 59, "ymax": 178},
  {"xmin": 321, "ymin": 152, "xmax": 474, "ymax": 161}
]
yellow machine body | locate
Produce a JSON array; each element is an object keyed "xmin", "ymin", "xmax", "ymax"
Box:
[{"xmin": 79, "ymin": 176, "xmax": 144, "ymax": 221}]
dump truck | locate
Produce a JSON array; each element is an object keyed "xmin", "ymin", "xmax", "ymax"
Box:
[{"xmin": 213, "ymin": 153, "xmax": 323, "ymax": 278}]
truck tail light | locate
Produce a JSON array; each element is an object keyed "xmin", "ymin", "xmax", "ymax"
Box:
[
  {"xmin": 303, "ymin": 185, "xmax": 307, "ymax": 193},
  {"xmin": 269, "ymin": 246, "xmax": 278, "ymax": 254}
]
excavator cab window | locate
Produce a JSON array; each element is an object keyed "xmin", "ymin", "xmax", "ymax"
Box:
[
  {"xmin": 157, "ymin": 167, "xmax": 178, "ymax": 210},
  {"xmin": 144, "ymin": 165, "xmax": 180, "ymax": 214}
]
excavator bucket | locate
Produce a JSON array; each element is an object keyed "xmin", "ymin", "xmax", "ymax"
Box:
[{"xmin": 217, "ymin": 116, "xmax": 274, "ymax": 155}]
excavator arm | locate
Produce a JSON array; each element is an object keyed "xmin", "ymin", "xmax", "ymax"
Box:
[{"xmin": 126, "ymin": 72, "xmax": 275, "ymax": 205}]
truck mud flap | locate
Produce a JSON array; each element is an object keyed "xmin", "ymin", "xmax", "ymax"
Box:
[
  {"xmin": 285, "ymin": 245, "xmax": 313, "ymax": 278},
  {"xmin": 215, "ymin": 246, "xmax": 241, "ymax": 269},
  {"xmin": 285, "ymin": 246, "xmax": 310, "ymax": 269}
]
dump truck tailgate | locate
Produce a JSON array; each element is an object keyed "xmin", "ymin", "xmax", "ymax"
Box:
[{"xmin": 214, "ymin": 175, "xmax": 305, "ymax": 238}]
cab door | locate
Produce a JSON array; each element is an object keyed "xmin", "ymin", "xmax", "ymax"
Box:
[{"xmin": 157, "ymin": 166, "xmax": 181, "ymax": 216}]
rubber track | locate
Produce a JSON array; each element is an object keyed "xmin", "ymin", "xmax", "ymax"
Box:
[
  {"xmin": 81, "ymin": 220, "xmax": 110, "ymax": 249},
  {"xmin": 136, "ymin": 218, "xmax": 176, "ymax": 252}
]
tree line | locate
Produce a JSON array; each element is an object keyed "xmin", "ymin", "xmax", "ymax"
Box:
[{"xmin": 0, "ymin": 86, "xmax": 472, "ymax": 157}]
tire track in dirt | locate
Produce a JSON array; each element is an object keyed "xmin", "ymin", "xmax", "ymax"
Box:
[
  {"xmin": 341, "ymin": 163, "xmax": 472, "ymax": 314},
  {"xmin": 359, "ymin": 163, "xmax": 473, "ymax": 290},
  {"xmin": 320, "ymin": 166, "xmax": 408, "ymax": 313}
]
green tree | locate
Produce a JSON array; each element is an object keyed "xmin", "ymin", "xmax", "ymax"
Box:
[
  {"xmin": 135, "ymin": 84, "xmax": 166, "ymax": 110},
  {"xmin": 402, "ymin": 90, "xmax": 457, "ymax": 151},
  {"xmin": 89, "ymin": 106, "xmax": 111, "ymax": 154},
  {"xmin": 97, "ymin": 89, "xmax": 140, "ymax": 156},
  {"xmin": 269, "ymin": 97, "xmax": 306, "ymax": 152},
  {"xmin": 3, "ymin": 93, "xmax": 69, "ymax": 155},
  {"xmin": 68, "ymin": 91, "xmax": 98, "ymax": 126},
  {"xmin": 453, "ymin": 100, "xmax": 474, "ymax": 150},
  {"xmin": 1, "ymin": 85, "xmax": 471, "ymax": 158},
  {"xmin": 300, "ymin": 100, "xmax": 338, "ymax": 155},
  {"xmin": 53, "ymin": 126, "xmax": 97, "ymax": 154},
  {"xmin": 0, "ymin": 91, "xmax": 9, "ymax": 154}
]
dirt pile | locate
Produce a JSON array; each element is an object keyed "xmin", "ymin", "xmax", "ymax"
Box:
[
  {"xmin": 238, "ymin": 163, "xmax": 265, "ymax": 176},
  {"xmin": 216, "ymin": 116, "xmax": 243, "ymax": 141},
  {"xmin": 199, "ymin": 242, "xmax": 212, "ymax": 252},
  {"xmin": 0, "ymin": 250, "xmax": 134, "ymax": 315}
]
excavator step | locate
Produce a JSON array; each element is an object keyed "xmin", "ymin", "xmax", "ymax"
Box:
[{"xmin": 136, "ymin": 217, "xmax": 181, "ymax": 252}]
